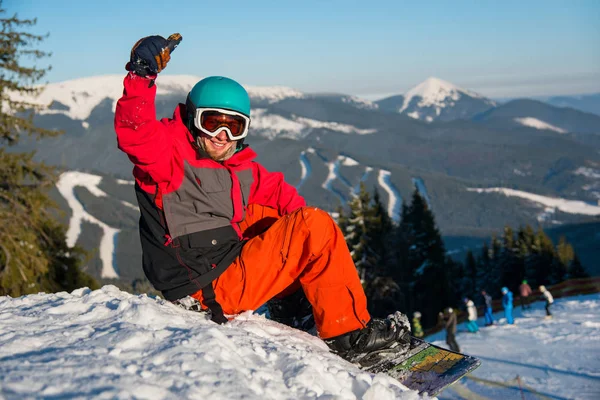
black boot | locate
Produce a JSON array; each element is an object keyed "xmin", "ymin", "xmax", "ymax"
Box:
[
  {"xmin": 267, "ymin": 289, "xmax": 315, "ymax": 333},
  {"xmin": 325, "ymin": 311, "xmax": 411, "ymax": 363}
]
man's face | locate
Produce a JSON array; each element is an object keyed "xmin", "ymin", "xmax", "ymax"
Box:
[{"xmin": 199, "ymin": 129, "xmax": 237, "ymax": 161}]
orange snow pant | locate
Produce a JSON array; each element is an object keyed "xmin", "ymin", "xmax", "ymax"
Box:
[{"xmin": 191, "ymin": 205, "xmax": 370, "ymax": 339}]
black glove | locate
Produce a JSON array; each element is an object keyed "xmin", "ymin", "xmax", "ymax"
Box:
[{"xmin": 126, "ymin": 35, "xmax": 171, "ymax": 77}]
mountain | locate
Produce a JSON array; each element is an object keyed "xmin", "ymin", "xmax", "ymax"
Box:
[
  {"xmin": 8, "ymin": 74, "xmax": 600, "ymax": 284},
  {"xmin": 545, "ymin": 93, "xmax": 600, "ymax": 117},
  {"xmin": 376, "ymin": 77, "xmax": 496, "ymax": 122},
  {"xmin": 473, "ymin": 99, "xmax": 600, "ymax": 134}
]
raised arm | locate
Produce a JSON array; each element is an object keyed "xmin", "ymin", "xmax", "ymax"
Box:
[
  {"xmin": 114, "ymin": 35, "xmax": 181, "ymax": 183},
  {"xmin": 114, "ymin": 73, "xmax": 175, "ymax": 182}
]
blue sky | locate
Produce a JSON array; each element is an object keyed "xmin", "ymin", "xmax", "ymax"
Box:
[{"xmin": 7, "ymin": 0, "xmax": 600, "ymax": 99}]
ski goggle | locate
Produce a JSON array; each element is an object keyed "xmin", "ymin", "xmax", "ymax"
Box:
[{"xmin": 193, "ymin": 108, "xmax": 250, "ymax": 140}]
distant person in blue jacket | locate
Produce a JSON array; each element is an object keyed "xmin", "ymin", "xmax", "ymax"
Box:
[
  {"xmin": 501, "ymin": 287, "xmax": 514, "ymax": 324},
  {"xmin": 481, "ymin": 290, "xmax": 494, "ymax": 326}
]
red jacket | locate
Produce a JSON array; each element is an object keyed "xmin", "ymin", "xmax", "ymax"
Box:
[
  {"xmin": 114, "ymin": 73, "xmax": 305, "ymax": 300},
  {"xmin": 519, "ymin": 283, "xmax": 532, "ymax": 297}
]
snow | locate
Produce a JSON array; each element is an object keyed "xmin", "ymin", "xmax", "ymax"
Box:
[
  {"xmin": 0, "ymin": 286, "xmax": 418, "ymax": 400},
  {"xmin": 249, "ymin": 109, "xmax": 376, "ymax": 140},
  {"xmin": 412, "ymin": 177, "xmax": 432, "ymax": 208},
  {"xmin": 574, "ymin": 167, "xmax": 600, "ymax": 179},
  {"xmin": 514, "ymin": 117, "xmax": 567, "ymax": 134},
  {"xmin": 467, "ymin": 187, "xmax": 600, "ymax": 216},
  {"xmin": 297, "ymin": 150, "xmax": 311, "ymax": 191},
  {"xmin": 2, "ymin": 290, "xmax": 597, "ymax": 400},
  {"xmin": 512, "ymin": 168, "xmax": 530, "ymax": 177},
  {"xmin": 429, "ymin": 294, "xmax": 600, "ymax": 399},
  {"xmin": 245, "ymin": 85, "xmax": 305, "ymax": 102},
  {"xmin": 398, "ymin": 77, "xmax": 491, "ymax": 114},
  {"xmin": 56, "ymin": 172, "xmax": 121, "ymax": 279},
  {"xmin": 378, "ymin": 170, "xmax": 402, "ymax": 222},
  {"xmin": 296, "ymin": 116, "xmax": 376, "ymax": 135},
  {"xmin": 341, "ymin": 95, "xmax": 379, "ymax": 110},
  {"xmin": 8, "ymin": 75, "xmax": 305, "ymax": 121},
  {"xmin": 339, "ymin": 155, "xmax": 360, "ymax": 167}
]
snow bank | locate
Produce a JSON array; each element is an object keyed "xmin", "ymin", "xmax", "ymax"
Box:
[{"xmin": 0, "ymin": 286, "xmax": 417, "ymax": 400}]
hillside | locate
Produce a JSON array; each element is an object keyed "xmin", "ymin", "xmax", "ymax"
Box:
[
  {"xmin": 1, "ymin": 287, "xmax": 598, "ymax": 399},
  {"xmin": 8, "ymin": 74, "xmax": 600, "ymax": 285}
]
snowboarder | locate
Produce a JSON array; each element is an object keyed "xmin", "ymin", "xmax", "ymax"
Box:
[
  {"xmin": 501, "ymin": 287, "xmax": 514, "ymax": 324},
  {"xmin": 481, "ymin": 290, "xmax": 494, "ymax": 326},
  {"xmin": 412, "ymin": 311, "xmax": 424, "ymax": 338},
  {"xmin": 444, "ymin": 307, "xmax": 460, "ymax": 352},
  {"xmin": 539, "ymin": 285, "xmax": 554, "ymax": 318},
  {"xmin": 519, "ymin": 279, "xmax": 533, "ymax": 310},
  {"xmin": 114, "ymin": 34, "xmax": 411, "ymax": 362},
  {"xmin": 463, "ymin": 298, "xmax": 479, "ymax": 332}
]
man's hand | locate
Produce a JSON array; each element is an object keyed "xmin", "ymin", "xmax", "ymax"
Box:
[{"xmin": 126, "ymin": 35, "xmax": 176, "ymax": 77}]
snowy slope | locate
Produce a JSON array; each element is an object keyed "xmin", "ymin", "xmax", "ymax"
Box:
[
  {"xmin": 467, "ymin": 187, "xmax": 600, "ymax": 219},
  {"xmin": 514, "ymin": 117, "xmax": 567, "ymax": 133},
  {"xmin": 0, "ymin": 286, "xmax": 418, "ymax": 400},
  {"xmin": 2, "ymin": 289, "xmax": 598, "ymax": 399},
  {"xmin": 426, "ymin": 293, "xmax": 600, "ymax": 399}
]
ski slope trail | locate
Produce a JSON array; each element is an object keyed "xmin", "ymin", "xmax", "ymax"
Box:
[{"xmin": 427, "ymin": 293, "xmax": 600, "ymax": 400}]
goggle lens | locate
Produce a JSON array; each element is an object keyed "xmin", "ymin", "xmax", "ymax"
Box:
[{"xmin": 200, "ymin": 111, "xmax": 247, "ymax": 137}]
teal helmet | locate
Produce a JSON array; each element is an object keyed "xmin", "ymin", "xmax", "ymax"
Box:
[{"xmin": 186, "ymin": 76, "xmax": 251, "ymax": 118}]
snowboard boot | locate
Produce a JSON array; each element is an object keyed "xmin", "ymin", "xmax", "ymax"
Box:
[
  {"xmin": 267, "ymin": 289, "xmax": 316, "ymax": 333},
  {"xmin": 325, "ymin": 311, "xmax": 411, "ymax": 364}
]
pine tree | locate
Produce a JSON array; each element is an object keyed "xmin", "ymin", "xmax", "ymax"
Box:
[
  {"xmin": 535, "ymin": 228, "xmax": 558, "ymax": 285},
  {"xmin": 555, "ymin": 236, "xmax": 574, "ymax": 281},
  {"xmin": 344, "ymin": 182, "xmax": 379, "ymax": 283},
  {"xmin": 499, "ymin": 225, "xmax": 520, "ymax": 290},
  {"xmin": 517, "ymin": 224, "xmax": 535, "ymax": 282},
  {"xmin": 0, "ymin": 4, "xmax": 98, "ymax": 296},
  {"xmin": 403, "ymin": 189, "xmax": 450, "ymax": 328},
  {"xmin": 568, "ymin": 254, "xmax": 588, "ymax": 279},
  {"xmin": 463, "ymin": 250, "xmax": 477, "ymax": 297},
  {"xmin": 370, "ymin": 188, "xmax": 394, "ymax": 277},
  {"xmin": 476, "ymin": 241, "xmax": 491, "ymax": 291},
  {"xmin": 364, "ymin": 188, "xmax": 405, "ymax": 317},
  {"xmin": 390, "ymin": 201, "xmax": 411, "ymax": 312}
]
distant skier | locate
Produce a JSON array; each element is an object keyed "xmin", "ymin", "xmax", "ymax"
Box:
[
  {"xmin": 481, "ymin": 290, "xmax": 494, "ymax": 326},
  {"xmin": 501, "ymin": 287, "xmax": 514, "ymax": 325},
  {"xmin": 539, "ymin": 285, "xmax": 554, "ymax": 318},
  {"xmin": 444, "ymin": 307, "xmax": 461, "ymax": 352},
  {"xmin": 519, "ymin": 280, "xmax": 533, "ymax": 310},
  {"xmin": 463, "ymin": 298, "xmax": 479, "ymax": 332},
  {"xmin": 412, "ymin": 311, "xmax": 424, "ymax": 338}
]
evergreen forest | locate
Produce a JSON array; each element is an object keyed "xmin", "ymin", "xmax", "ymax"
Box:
[{"xmin": 337, "ymin": 183, "xmax": 588, "ymax": 329}]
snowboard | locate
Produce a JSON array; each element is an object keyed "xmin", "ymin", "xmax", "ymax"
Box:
[{"xmin": 355, "ymin": 336, "xmax": 481, "ymax": 396}]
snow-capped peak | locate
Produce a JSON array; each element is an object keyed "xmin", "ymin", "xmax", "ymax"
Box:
[
  {"xmin": 399, "ymin": 77, "xmax": 486, "ymax": 113},
  {"xmin": 245, "ymin": 85, "xmax": 305, "ymax": 102},
  {"xmin": 8, "ymin": 74, "xmax": 305, "ymax": 121}
]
